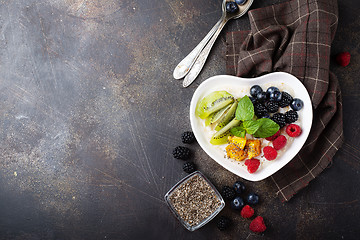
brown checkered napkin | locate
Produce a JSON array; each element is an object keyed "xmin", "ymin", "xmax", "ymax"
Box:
[{"xmin": 226, "ymin": 0, "xmax": 344, "ymax": 201}]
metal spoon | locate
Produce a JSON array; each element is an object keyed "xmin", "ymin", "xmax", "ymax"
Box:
[{"xmin": 182, "ymin": 0, "xmax": 254, "ymax": 87}]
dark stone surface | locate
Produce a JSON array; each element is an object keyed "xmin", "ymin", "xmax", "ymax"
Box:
[{"xmin": 0, "ymin": 0, "xmax": 359, "ymax": 239}]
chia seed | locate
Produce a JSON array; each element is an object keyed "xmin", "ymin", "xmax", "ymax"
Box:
[{"xmin": 167, "ymin": 174, "xmax": 222, "ymax": 227}]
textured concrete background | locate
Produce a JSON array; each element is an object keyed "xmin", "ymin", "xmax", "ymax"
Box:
[{"xmin": 0, "ymin": 0, "xmax": 359, "ymax": 239}]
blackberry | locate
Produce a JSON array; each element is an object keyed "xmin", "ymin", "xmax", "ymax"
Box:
[
  {"xmin": 217, "ymin": 216, "xmax": 231, "ymax": 231},
  {"xmin": 279, "ymin": 92, "xmax": 293, "ymax": 108},
  {"xmin": 182, "ymin": 161, "xmax": 196, "ymax": 173},
  {"xmin": 181, "ymin": 131, "xmax": 195, "ymax": 144},
  {"xmin": 222, "ymin": 186, "xmax": 236, "ymax": 200},
  {"xmin": 265, "ymin": 101, "xmax": 279, "ymax": 113},
  {"xmin": 172, "ymin": 146, "xmax": 191, "ymax": 160},
  {"xmin": 285, "ymin": 110, "xmax": 298, "ymax": 123},
  {"xmin": 271, "ymin": 113, "xmax": 286, "ymax": 128},
  {"xmin": 254, "ymin": 102, "xmax": 267, "ymax": 118}
]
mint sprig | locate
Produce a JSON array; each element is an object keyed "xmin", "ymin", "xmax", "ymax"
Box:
[{"xmin": 235, "ymin": 96, "xmax": 254, "ymax": 121}]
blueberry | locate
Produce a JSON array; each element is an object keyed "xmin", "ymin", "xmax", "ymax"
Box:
[
  {"xmin": 235, "ymin": 0, "xmax": 247, "ymax": 5},
  {"xmin": 226, "ymin": 2, "xmax": 239, "ymax": 13},
  {"xmin": 250, "ymin": 85, "xmax": 263, "ymax": 98},
  {"xmin": 231, "ymin": 196, "xmax": 245, "ymax": 210},
  {"xmin": 256, "ymin": 91, "xmax": 267, "ymax": 102},
  {"xmin": 233, "ymin": 181, "xmax": 246, "ymax": 194},
  {"xmin": 246, "ymin": 193, "xmax": 259, "ymax": 205},
  {"xmin": 267, "ymin": 87, "xmax": 282, "ymax": 102},
  {"xmin": 290, "ymin": 98, "xmax": 304, "ymax": 111}
]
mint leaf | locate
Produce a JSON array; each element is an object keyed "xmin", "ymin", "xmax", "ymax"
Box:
[
  {"xmin": 253, "ymin": 118, "xmax": 280, "ymax": 138},
  {"xmin": 243, "ymin": 120, "xmax": 261, "ymax": 134},
  {"xmin": 231, "ymin": 125, "xmax": 246, "ymax": 138},
  {"xmin": 235, "ymin": 95, "xmax": 254, "ymax": 121}
]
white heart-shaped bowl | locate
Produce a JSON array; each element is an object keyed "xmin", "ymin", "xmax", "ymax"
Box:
[{"xmin": 189, "ymin": 72, "xmax": 313, "ymax": 181}]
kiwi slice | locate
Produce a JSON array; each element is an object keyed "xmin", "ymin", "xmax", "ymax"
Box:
[
  {"xmin": 208, "ymin": 104, "xmax": 232, "ymax": 125},
  {"xmin": 210, "ymin": 118, "xmax": 241, "ymax": 145},
  {"xmin": 215, "ymin": 100, "xmax": 238, "ymax": 131},
  {"xmin": 195, "ymin": 91, "xmax": 234, "ymax": 119}
]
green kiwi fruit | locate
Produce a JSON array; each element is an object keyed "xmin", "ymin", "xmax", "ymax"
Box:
[
  {"xmin": 215, "ymin": 100, "xmax": 238, "ymax": 131},
  {"xmin": 195, "ymin": 91, "xmax": 234, "ymax": 119},
  {"xmin": 207, "ymin": 104, "xmax": 232, "ymax": 125},
  {"xmin": 210, "ymin": 118, "xmax": 241, "ymax": 145}
]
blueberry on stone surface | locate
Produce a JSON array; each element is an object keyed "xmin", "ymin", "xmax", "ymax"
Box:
[
  {"xmin": 290, "ymin": 98, "xmax": 304, "ymax": 111},
  {"xmin": 233, "ymin": 181, "xmax": 246, "ymax": 194},
  {"xmin": 250, "ymin": 85, "xmax": 263, "ymax": 98},
  {"xmin": 235, "ymin": 0, "xmax": 247, "ymax": 5},
  {"xmin": 226, "ymin": 2, "xmax": 239, "ymax": 13},
  {"xmin": 231, "ymin": 196, "xmax": 245, "ymax": 210},
  {"xmin": 246, "ymin": 193, "xmax": 259, "ymax": 205}
]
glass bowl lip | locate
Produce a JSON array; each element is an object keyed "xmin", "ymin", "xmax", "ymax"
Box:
[{"xmin": 164, "ymin": 171, "xmax": 225, "ymax": 231}]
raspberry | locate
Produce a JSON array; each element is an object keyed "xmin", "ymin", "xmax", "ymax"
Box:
[
  {"xmin": 181, "ymin": 131, "xmax": 195, "ymax": 144},
  {"xmin": 265, "ymin": 130, "xmax": 280, "ymax": 141},
  {"xmin": 241, "ymin": 205, "xmax": 254, "ymax": 219},
  {"xmin": 286, "ymin": 124, "xmax": 302, "ymax": 137},
  {"xmin": 273, "ymin": 135, "xmax": 287, "ymax": 150},
  {"xmin": 263, "ymin": 146, "xmax": 278, "ymax": 160},
  {"xmin": 336, "ymin": 52, "xmax": 350, "ymax": 67},
  {"xmin": 244, "ymin": 158, "xmax": 260, "ymax": 173},
  {"xmin": 249, "ymin": 216, "xmax": 266, "ymax": 233}
]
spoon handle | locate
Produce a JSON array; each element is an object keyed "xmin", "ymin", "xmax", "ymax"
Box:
[
  {"xmin": 183, "ymin": 18, "xmax": 228, "ymax": 88},
  {"xmin": 173, "ymin": 18, "xmax": 223, "ymax": 80}
]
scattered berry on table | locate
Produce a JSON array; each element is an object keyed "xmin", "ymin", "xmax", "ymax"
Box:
[
  {"xmin": 265, "ymin": 130, "xmax": 280, "ymax": 141},
  {"xmin": 285, "ymin": 110, "xmax": 298, "ymax": 123},
  {"xmin": 172, "ymin": 146, "xmax": 191, "ymax": 160},
  {"xmin": 217, "ymin": 216, "xmax": 232, "ymax": 231},
  {"xmin": 235, "ymin": 0, "xmax": 247, "ymax": 5},
  {"xmin": 266, "ymin": 86, "xmax": 282, "ymax": 102},
  {"xmin": 254, "ymin": 102, "xmax": 268, "ymax": 118},
  {"xmin": 244, "ymin": 158, "xmax": 260, "ymax": 173},
  {"xmin": 271, "ymin": 113, "xmax": 286, "ymax": 128},
  {"xmin": 241, "ymin": 205, "xmax": 254, "ymax": 218},
  {"xmin": 181, "ymin": 131, "xmax": 196, "ymax": 144},
  {"xmin": 249, "ymin": 216, "xmax": 266, "ymax": 233},
  {"xmin": 226, "ymin": 2, "xmax": 239, "ymax": 13},
  {"xmin": 182, "ymin": 161, "xmax": 196, "ymax": 173},
  {"xmin": 273, "ymin": 135, "xmax": 287, "ymax": 150},
  {"xmin": 246, "ymin": 193, "xmax": 259, "ymax": 205},
  {"xmin": 286, "ymin": 124, "xmax": 302, "ymax": 137},
  {"xmin": 250, "ymin": 85, "xmax": 263, "ymax": 98},
  {"xmin": 336, "ymin": 51, "xmax": 351, "ymax": 67},
  {"xmin": 279, "ymin": 91, "xmax": 293, "ymax": 107},
  {"xmin": 290, "ymin": 98, "xmax": 304, "ymax": 111},
  {"xmin": 265, "ymin": 101, "xmax": 279, "ymax": 113},
  {"xmin": 256, "ymin": 91, "xmax": 267, "ymax": 102},
  {"xmin": 222, "ymin": 186, "xmax": 236, "ymax": 200},
  {"xmin": 233, "ymin": 181, "xmax": 246, "ymax": 194},
  {"xmin": 231, "ymin": 196, "xmax": 245, "ymax": 210},
  {"xmin": 263, "ymin": 146, "xmax": 278, "ymax": 160}
]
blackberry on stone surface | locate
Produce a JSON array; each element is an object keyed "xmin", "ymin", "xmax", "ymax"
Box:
[
  {"xmin": 265, "ymin": 101, "xmax": 279, "ymax": 113},
  {"xmin": 172, "ymin": 146, "xmax": 191, "ymax": 160},
  {"xmin": 181, "ymin": 131, "xmax": 195, "ymax": 144},
  {"xmin": 271, "ymin": 113, "xmax": 286, "ymax": 128},
  {"xmin": 182, "ymin": 161, "xmax": 196, "ymax": 173},
  {"xmin": 254, "ymin": 102, "xmax": 267, "ymax": 118},
  {"xmin": 285, "ymin": 110, "xmax": 298, "ymax": 123},
  {"xmin": 221, "ymin": 186, "xmax": 236, "ymax": 200},
  {"xmin": 217, "ymin": 216, "xmax": 231, "ymax": 231},
  {"xmin": 279, "ymin": 92, "xmax": 293, "ymax": 108}
]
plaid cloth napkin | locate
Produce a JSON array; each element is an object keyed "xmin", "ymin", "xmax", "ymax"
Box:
[{"xmin": 226, "ymin": 0, "xmax": 344, "ymax": 201}]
